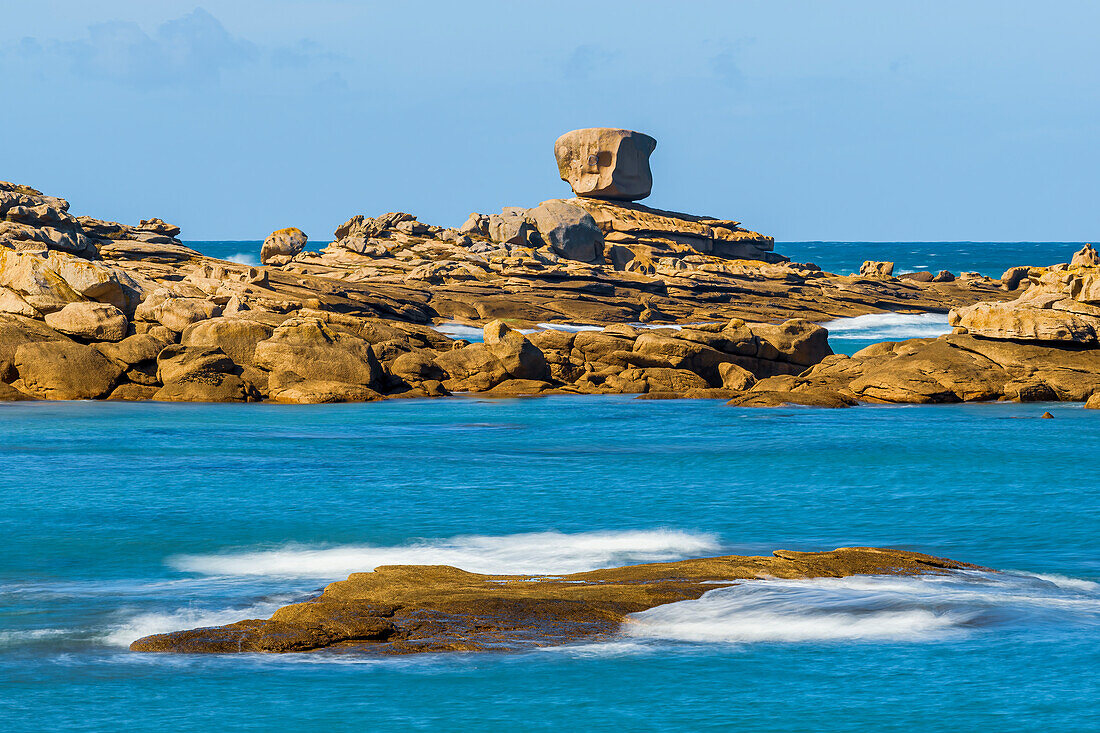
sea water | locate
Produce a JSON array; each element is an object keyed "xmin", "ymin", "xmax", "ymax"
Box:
[
  {"xmin": 1, "ymin": 397, "xmax": 1098, "ymax": 731},
  {"xmin": 192, "ymin": 240, "xmax": 1087, "ymax": 278},
  {"xmin": 2, "ymin": 242, "xmax": 1097, "ymax": 731}
]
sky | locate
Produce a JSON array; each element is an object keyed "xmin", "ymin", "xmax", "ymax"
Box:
[{"xmin": 2, "ymin": 1, "xmax": 1099, "ymax": 241}]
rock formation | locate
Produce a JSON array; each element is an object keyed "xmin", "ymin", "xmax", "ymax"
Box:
[
  {"xmin": 554, "ymin": 128, "xmax": 657, "ymax": 201},
  {"xmin": 0, "ymin": 137, "xmax": 1036, "ymax": 406},
  {"xmin": 129, "ymin": 547, "xmax": 984, "ymax": 655},
  {"xmin": 951, "ymin": 255, "xmax": 1100, "ymax": 344}
]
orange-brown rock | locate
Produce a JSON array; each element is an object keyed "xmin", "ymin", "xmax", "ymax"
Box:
[{"xmin": 130, "ymin": 547, "xmax": 984, "ymax": 655}]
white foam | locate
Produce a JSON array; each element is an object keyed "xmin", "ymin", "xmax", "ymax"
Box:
[
  {"xmin": 169, "ymin": 530, "xmax": 720, "ymax": 580},
  {"xmin": 623, "ymin": 571, "xmax": 1100, "ymax": 646},
  {"xmin": 102, "ymin": 595, "xmax": 297, "ymax": 647},
  {"xmin": 823, "ymin": 312, "xmax": 951, "ymax": 341},
  {"xmin": 225, "ymin": 252, "xmax": 260, "ymax": 266}
]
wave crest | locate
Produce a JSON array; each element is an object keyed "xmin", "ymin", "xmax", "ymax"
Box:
[{"xmin": 169, "ymin": 529, "xmax": 721, "ymax": 579}]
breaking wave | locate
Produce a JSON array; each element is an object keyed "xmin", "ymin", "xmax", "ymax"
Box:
[
  {"xmin": 169, "ymin": 530, "xmax": 721, "ymax": 579},
  {"xmin": 823, "ymin": 312, "xmax": 951, "ymax": 342},
  {"xmin": 623, "ymin": 571, "xmax": 1100, "ymax": 645}
]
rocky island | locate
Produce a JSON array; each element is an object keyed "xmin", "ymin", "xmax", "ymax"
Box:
[
  {"xmin": 1, "ymin": 128, "xmax": 1096, "ymax": 407},
  {"xmin": 130, "ymin": 547, "xmax": 984, "ymax": 655}
]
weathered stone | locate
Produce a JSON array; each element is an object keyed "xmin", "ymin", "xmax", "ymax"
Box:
[
  {"xmin": 727, "ymin": 388, "xmax": 857, "ymax": 408},
  {"xmin": 951, "ymin": 302, "xmax": 1097, "ymax": 344},
  {"xmin": 0, "ymin": 287, "xmax": 39, "ymax": 317},
  {"xmin": 154, "ymin": 345, "xmax": 256, "ymax": 402},
  {"xmin": 750, "ymin": 319, "xmax": 832, "ymax": 367},
  {"xmin": 528, "ymin": 200, "xmax": 603, "ymax": 263},
  {"xmin": 554, "ymin": 128, "xmax": 657, "ymax": 201},
  {"xmin": 44, "ymin": 302, "xmax": 128, "ymax": 341},
  {"xmin": 14, "ymin": 341, "xmax": 122, "ymax": 399},
  {"xmin": 0, "ymin": 249, "xmax": 84, "ymax": 313},
  {"xmin": 718, "ymin": 362, "xmax": 756, "ymax": 391},
  {"xmin": 252, "ymin": 317, "xmax": 382, "ymax": 388},
  {"xmin": 859, "ymin": 261, "xmax": 894, "ymax": 278},
  {"xmin": 261, "ymin": 227, "xmax": 307, "ymax": 265},
  {"xmin": 1071, "ymin": 243, "xmax": 1098, "ymax": 267},
  {"xmin": 483, "ymin": 320, "xmax": 549, "ymax": 381},
  {"xmin": 181, "ymin": 317, "xmax": 274, "ymax": 366},
  {"xmin": 1000, "ymin": 266, "xmax": 1033, "ymax": 290}
]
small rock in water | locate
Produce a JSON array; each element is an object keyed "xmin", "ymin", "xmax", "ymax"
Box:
[{"xmin": 1041, "ymin": 411, "xmax": 1054, "ymax": 419}]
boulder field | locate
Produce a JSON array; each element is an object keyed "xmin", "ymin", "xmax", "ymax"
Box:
[
  {"xmin": 129, "ymin": 547, "xmax": 985, "ymax": 655},
  {"xmin": 2, "ymin": 172, "xmax": 1094, "ymax": 407}
]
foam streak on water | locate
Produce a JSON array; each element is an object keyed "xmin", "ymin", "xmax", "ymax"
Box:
[
  {"xmin": 823, "ymin": 312, "xmax": 951, "ymax": 341},
  {"xmin": 169, "ymin": 530, "xmax": 721, "ymax": 579},
  {"xmin": 623, "ymin": 571, "xmax": 1100, "ymax": 645}
]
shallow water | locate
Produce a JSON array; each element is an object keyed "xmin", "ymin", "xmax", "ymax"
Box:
[{"xmin": 1, "ymin": 397, "xmax": 1098, "ymax": 731}]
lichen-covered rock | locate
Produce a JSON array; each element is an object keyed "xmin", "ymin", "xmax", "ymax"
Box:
[
  {"xmin": 482, "ymin": 320, "xmax": 549, "ymax": 381},
  {"xmin": 859, "ymin": 261, "xmax": 895, "ymax": 278},
  {"xmin": 0, "ymin": 250, "xmax": 84, "ymax": 314},
  {"xmin": 14, "ymin": 341, "xmax": 122, "ymax": 399},
  {"xmin": 44, "ymin": 302, "xmax": 128, "ymax": 341},
  {"xmin": 554, "ymin": 128, "xmax": 657, "ymax": 201},
  {"xmin": 260, "ymin": 227, "xmax": 307, "ymax": 265},
  {"xmin": 181, "ymin": 317, "xmax": 274, "ymax": 366},
  {"xmin": 154, "ymin": 345, "xmax": 257, "ymax": 402},
  {"xmin": 253, "ymin": 317, "xmax": 382, "ymax": 389}
]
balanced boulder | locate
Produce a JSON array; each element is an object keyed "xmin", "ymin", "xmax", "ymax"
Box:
[
  {"xmin": 260, "ymin": 227, "xmax": 307, "ymax": 265},
  {"xmin": 554, "ymin": 128, "xmax": 657, "ymax": 201}
]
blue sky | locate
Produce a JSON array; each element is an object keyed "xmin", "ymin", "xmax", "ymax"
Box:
[{"xmin": 2, "ymin": 1, "xmax": 1098, "ymax": 241}]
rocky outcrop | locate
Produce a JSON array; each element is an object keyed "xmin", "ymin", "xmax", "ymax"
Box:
[
  {"xmin": 554, "ymin": 128, "xmax": 657, "ymax": 201},
  {"xmin": 859, "ymin": 260, "xmax": 894, "ymax": 278},
  {"xmin": 951, "ymin": 252, "xmax": 1100, "ymax": 344},
  {"xmin": 130, "ymin": 547, "xmax": 984, "ymax": 655},
  {"xmin": 261, "ymin": 227, "xmax": 307, "ymax": 265},
  {"xmin": 0, "ymin": 139, "xmax": 1028, "ymax": 406},
  {"xmin": 742, "ymin": 333, "xmax": 1100, "ymax": 406}
]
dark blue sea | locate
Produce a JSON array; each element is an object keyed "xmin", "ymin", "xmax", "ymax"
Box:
[{"xmin": 1, "ymin": 243, "xmax": 1097, "ymax": 732}]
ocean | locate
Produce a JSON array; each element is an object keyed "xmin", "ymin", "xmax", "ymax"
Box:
[{"xmin": 1, "ymin": 243, "xmax": 1097, "ymax": 732}]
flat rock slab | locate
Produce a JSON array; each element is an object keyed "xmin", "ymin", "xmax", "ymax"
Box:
[{"xmin": 130, "ymin": 547, "xmax": 984, "ymax": 655}]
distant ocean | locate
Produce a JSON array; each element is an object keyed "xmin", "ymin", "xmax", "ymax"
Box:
[
  {"xmin": 1, "ymin": 242, "xmax": 1096, "ymax": 732},
  {"xmin": 190, "ymin": 240, "xmax": 1088, "ymax": 278}
]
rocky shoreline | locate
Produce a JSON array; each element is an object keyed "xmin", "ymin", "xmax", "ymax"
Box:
[
  {"xmin": 129, "ymin": 547, "xmax": 985, "ymax": 655},
  {"xmin": 2, "ymin": 128, "xmax": 1097, "ymax": 407}
]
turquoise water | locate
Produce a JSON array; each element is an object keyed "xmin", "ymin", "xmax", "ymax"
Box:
[
  {"xmin": 2, "ymin": 397, "xmax": 1098, "ymax": 731},
  {"xmin": 189, "ymin": 240, "xmax": 1087, "ymax": 278},
  {"xmin": 781, "ymin": 241, "xmax": 1085, "ymax": 277}
]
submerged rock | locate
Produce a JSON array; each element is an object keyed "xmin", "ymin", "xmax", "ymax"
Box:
[{"xmin": 129, "ymin": 547, "xmax": 984, "ymax": 655}]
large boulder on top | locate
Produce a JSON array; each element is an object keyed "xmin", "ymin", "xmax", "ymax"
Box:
[
  {"xmin": 528, "ymin": 201, "xmax": 603, "ymax": 263},
  {"xmin": 260, "ymin": 227, "xmax": 307, "ymax": 265},
  {"xmin": 14, "ymin": 341, "xmax": 122, "ymax": 399},
  {"xmin": 554, "ymin": 128, "xmax": 657, "ymax": 201},
  {"xmin": 44, "ymin": 302, "xmax": 128, "ymax": 341}
]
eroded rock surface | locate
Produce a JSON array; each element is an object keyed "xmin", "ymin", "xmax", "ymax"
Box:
[
  {"xmin": 130, "ymin": 547, "xmax": 983, "ymax": 655},
  {"xmin": 554, "ymin": 128, "xmax": 657, "ymax": 201}
]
